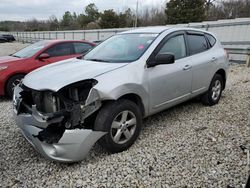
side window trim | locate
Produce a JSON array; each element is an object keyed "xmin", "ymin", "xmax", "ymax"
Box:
[
  {"xmin": 186, "ymin": 30, "xmax": 204, "ymax": 35},
  {"xmin": 183, "ymin": 32, "xmax": 190, "ymax": 56},
  {"xmin": 204, "ymin": 33, "xmax": 217, "ymax": 48},
  {"xmin": 185, "ymin": 32, "xmax": 210, "ymax": 56},
  {"xmin": 147, "ymin": 31, "xmax": 187, "ymax": 64},
  {"xmin": 204, "ymin": 34, "xmax": 212, "ymax": 49}
]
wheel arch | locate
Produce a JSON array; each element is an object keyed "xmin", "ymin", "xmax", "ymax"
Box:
[
  {"xmin": 117, "ymin": 93, "xmax": 146, "ymax": 117},
  {"xmin": 215, "ymin": 69, "xmax": 226, "ymax": 90},
  {"xmin": 4, "ymin": 73, "xmax": 26, "ymax": 95}
]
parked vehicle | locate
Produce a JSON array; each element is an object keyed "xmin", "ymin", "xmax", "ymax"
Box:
[
  {"xmin": 0, "ymin": 40, "xmax": 95, "ymax": 97},
  {"xmin": 13, "ymin": 27, "xmax": 229, "ymax": 162},
  {"xmin": 1, "ymin": 34, "xmax": 16, "ymax": 42},
  {"xmin": 0, "ymin": 36, "xmax": 8, "ymax": 43}
]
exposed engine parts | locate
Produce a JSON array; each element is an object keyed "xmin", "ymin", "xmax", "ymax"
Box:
[{"xmin": 17, "ymin": 79, "xmax": 101, "ymax": 131}]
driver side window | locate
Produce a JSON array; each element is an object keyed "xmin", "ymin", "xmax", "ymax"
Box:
[
  {"xmin": 45, "ymin": 43, "xmax": 74, "ymax": 57},
  {"xmin": 158, "ymin": 35, "xmax": 186, "ymax": 60}
]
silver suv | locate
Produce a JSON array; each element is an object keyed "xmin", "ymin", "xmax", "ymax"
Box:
[{"xmin": 13, "ymin": 27, "xmax": 229, "ymax": 162}]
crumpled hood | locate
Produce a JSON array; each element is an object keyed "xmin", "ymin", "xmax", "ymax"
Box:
[
  {"xmin": 0, "ymin": 56, "xmax": 22, "ymax": 64},
  {"xmin": 23, "ymin": 58, "xmax": 128, "ymax": 92}
]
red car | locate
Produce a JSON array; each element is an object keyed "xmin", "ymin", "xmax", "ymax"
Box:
[{"xmin": 0, "ymin": 40, "xmax": 95, "ymax": 97}]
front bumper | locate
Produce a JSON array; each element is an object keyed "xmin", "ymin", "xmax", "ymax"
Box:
[
  {"xmin": 15, "ymin": 113, "xmax": 105, "ymax": 162},
  {"xmin": 13, "ymin": 85, "xmax": 106, "ymax": 162}
]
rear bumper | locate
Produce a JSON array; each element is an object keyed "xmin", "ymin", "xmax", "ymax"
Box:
[{"xmin": 15, "ymin": 113, "xmax": 105, "ymax": 162}]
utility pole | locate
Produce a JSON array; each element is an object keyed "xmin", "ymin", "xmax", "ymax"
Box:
[{"xmin": 135, "ymin": 0, "xmax": 139, "ymax": 27}]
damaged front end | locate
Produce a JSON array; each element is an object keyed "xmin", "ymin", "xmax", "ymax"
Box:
[{"xmin": 13, "ymin": 80, "xmax": 106, "ymax": 162}]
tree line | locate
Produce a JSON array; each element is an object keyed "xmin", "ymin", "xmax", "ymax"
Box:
[{"xmin": 0, "ymin": 0, "xmax": 250, "ymax": 32}]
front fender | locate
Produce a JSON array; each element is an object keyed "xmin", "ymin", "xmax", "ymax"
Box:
[{"xmin": 95, "ymin": 83, "xmax": 149, "ymax": 116}]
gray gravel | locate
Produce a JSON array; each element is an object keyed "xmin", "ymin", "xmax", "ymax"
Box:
[
  {"xmin": 0, "ymin": 43, "xmax": 250, "ymax": 187},
  {"xmin": 0, "ymin": 42, "xmax": 28, "ymax": 56}
]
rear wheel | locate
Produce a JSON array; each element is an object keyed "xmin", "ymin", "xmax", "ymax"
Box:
[
  {"xmin": 94, "ymin": 99, "xmax": 142, "ymax": 153},
  {"xmin": 6, "ymin": 74, "xmax": 24, "ymax": 98},
  {"xmin": 201, "ymin": 74, "xmax": 223, "ymax": 106}
]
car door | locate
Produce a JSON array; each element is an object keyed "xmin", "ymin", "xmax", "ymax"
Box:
[
  {"xmin": 34, "ymin": 42, "xmax": 76, "ymax": 68},
  {"xmin": 185, "ymin": 32, "xmax": 214, "ymax": 95},
  {"xmin": 147, "ymin": 32, "xmax": 193, "ymax": 113}
]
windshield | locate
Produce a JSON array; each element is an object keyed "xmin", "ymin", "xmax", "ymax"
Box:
[
  {"xmin": 12, "ymin": 40, "xmax": 49, "ymax": 58},
  {"xmin": 84, "ymin": 33, "xmax": 158, "ymax": 63}
]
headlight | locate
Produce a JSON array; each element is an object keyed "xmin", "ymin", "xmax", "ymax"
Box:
[{"xmin": 0, "ymin": 66, "xmax": 8, "ymax": 71}]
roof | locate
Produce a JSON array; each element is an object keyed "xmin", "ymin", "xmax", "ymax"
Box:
[
  {"xmin": 38, "ymin": 39, "xmax": 95, "ymax": 46},
  {"xmin": 120, "ymin": 26, "xmax": 215, "ymax": 35},
  {"xmin": 121, "ymin": 26, "xmax": 171, "ymax": 34}
]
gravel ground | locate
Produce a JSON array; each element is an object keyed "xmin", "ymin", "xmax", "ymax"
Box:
[
  {"xmin": 0, "ymin": 43, "xmax": 250, "ymax": 187},
  {"xmin": 0, "ymin": 42, "xmax": 28, "ymax": 56}
]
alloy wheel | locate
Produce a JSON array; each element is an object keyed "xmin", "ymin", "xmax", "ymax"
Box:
[
  {"xmin": 211, "ymin": 79, "xmax": 221, "ymax": 101},
  {"xmin": 110, "ymin": 110, "xmax": 137, "ymax": 144}
]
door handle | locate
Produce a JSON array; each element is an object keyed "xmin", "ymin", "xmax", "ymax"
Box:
[{"xmin": 183, "ymin": 65, "xmax": 192, "ymax": 70}]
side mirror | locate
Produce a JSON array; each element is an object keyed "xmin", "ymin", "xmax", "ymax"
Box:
[
  {"xmin": 148, "ymin": 53, "xmax": 175, "ymax": 67},
  {"xmin": 38, "ymin": 53, "xmax": 50, "ymax": 60}
]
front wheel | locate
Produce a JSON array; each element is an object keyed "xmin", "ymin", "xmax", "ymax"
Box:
[
  {"xmin": 201, "ymin": 74, "xmax": 224, "ymax": 106},
  {"xmin": 6, "ymin": 74, "xmax": 24, "ymax": 98},
  {"xmin": 94, "ymin": 99, "xmax": 142, "ymax": 153}
]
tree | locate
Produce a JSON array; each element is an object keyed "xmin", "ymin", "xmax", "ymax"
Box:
[
  {"xmin": 2, "ymin": 0, "xmax": 250, "ymax": 31},
  {"xmin": 78, "ymin": 3, "xmax": 100, "ymax": 29},
  {"xmin": 165, "ymin": 0, "xmax": 206, "ymax": 24},
  {"xmin": 60, "ymin": 11, "xmax": 79, "ymax": 30},
  {"xmin": 77, "ymin": 14, "xmax": 89, "ymax": 28},
  {"xmin": 99, "ymin": 10, "xmax": 120, "ymax": 28},
  {"xmin": 48, "ymin": 15, "xmax": 59, "ymax": 30},
  {"xmin": 124, "ymin": 8, "xmax": 134, "ymax": 27},
  {"xmin": 118, "ymin": 12, "xmax": 127, "ymax": 28},
  {"xmin": 85, "ymin": 3, "xmax": 99, "ymax": 22},
  {"xmin": 206, "ymin": 0, "xmax": 250, "ymax": 21},
  {"xmin": 86, "ymin": 22, "xmax": 101, "ymax": 29},
  {"xmin": 25, "ymin": 19, "xmax": 46, "ymax": 31},
  {"xmin": 139, "ymin": 7, "xmax": 166, "ymax": 26},
  {"xmin": 60, "ymin": 11, "xmax": 74, "ymax": 29}
]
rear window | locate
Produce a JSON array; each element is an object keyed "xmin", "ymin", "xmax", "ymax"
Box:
[
  {"xmin": 74, "ymin": 42, "xmax": 93, "ymax": 54},
  {"xmin": 187, "ymin": 34, "xmax": 209, "ymax": 55},
  {"xmin": 205, "ymin": 34, "xmax": 216, "ymax": 47}
]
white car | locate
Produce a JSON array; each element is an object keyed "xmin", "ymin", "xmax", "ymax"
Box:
[{"xmin": 13, "ymin": 27, "xmax": 229, "ymax": 162}]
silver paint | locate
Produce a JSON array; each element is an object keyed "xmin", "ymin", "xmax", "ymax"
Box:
[
  {"xmin": 14, "ymin": 27, "xmax": 229, "ymax": 162},
  {"xmin": 15, "ymin": 113, "xmax": 106, "ymax": 162}
]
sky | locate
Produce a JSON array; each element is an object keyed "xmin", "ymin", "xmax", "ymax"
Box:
[{"xmin": 0, "ymin": 0, "xmax": 166, "ymax": 21}]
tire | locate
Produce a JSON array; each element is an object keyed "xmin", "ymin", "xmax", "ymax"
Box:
[
  {"xmin": 94, "ymin": 99, "xmax": 142, "ymax": 153},
  {"xmin": 201, "ymin": 74, "xmax": 224, "ymax": 106},
  {"xmin": 6, "ymin": 74, "xmax": 24, "ymax": 98}
]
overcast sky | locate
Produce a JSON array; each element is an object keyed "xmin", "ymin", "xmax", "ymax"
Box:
[{"xmin": 0, "ymin": 0, "xmax": 166, "ymax": 21}]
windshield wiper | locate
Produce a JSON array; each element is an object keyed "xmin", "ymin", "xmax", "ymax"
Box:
[{"xmin": 85, "ymin": 58, "xmax": 111, "ymax": 63}]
